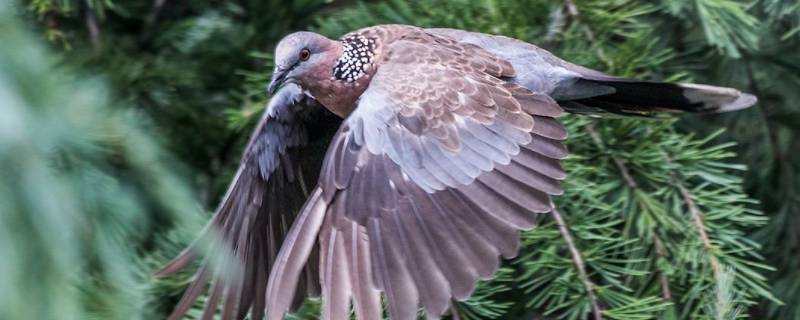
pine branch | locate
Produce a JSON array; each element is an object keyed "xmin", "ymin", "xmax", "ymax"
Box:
[
  {"xmin": 551, "ymin": 207, "xmax": 604, "ymax": 320},
  {"xmin": 678, "ymin": 182, "xmax": 723, "ymax": 280},
  {"xmin": 585, "ymin": 122, "xmax": 674, "ymax": 303},
  {"xmin": 661, "ymin": 150, "xmax": 723, "ymax": 283},
  {"xmin": 653, "ymin": 236, "xmax": 673, "ymax": 302},
  {"xmin": 586, "ymin": 123, "xmax": 638, "ymax": 188},
  {"xmin": 656, "ymin": 144, "xmax": 761, "ymax": 316},
  {"xmin": 558, "ymin": 0, "xmax": 610, "ymax": 65}
]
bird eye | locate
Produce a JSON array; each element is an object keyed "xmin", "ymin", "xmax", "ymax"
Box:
[{"xmin": 299, "ymin": 48, "xmax": 311, "ymax": 61}]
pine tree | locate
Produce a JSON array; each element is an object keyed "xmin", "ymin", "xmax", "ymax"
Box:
[
  {"xmin": 0, "ymin": 3, "xmax": 202, "ymax": 319},
  {"xmin": 8, "ymin": 0, "xmax": 799, "ymax": 319}
]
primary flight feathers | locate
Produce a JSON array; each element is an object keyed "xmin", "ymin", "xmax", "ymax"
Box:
[{"xmin": 158, "ymin": 24, "xmax": 755, "ymax": 320}]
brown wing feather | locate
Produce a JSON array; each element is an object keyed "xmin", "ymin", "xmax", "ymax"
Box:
[
  {"xmin": 313, "ymin": 120, "xmax": 566, "ymax": 318},
  {"xmin": 265, "ymin": 188, "xmax": 329, "ymax": 320},
  {"xmin": 157, "ymin": 84, "xmax": 339, "ymax": 320}
]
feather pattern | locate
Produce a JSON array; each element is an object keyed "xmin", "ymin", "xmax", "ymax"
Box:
[
  {"xmin": 157, "ymin": 84, "xmax": 339, "ymax": 320},
  {"xmin": 345, "ymin": 221, "xmax": 381, "ymax": 320},
  {"xmin": 266, "ymin": 188, "xmax": 329, "ymax": 320},
  {"xmin": 162, "ymin": 24, "xmax": 755, "ymax": 320},
  {"xmin": 320, "ymin": 226, "xmax": 351, "ymax": 320}
]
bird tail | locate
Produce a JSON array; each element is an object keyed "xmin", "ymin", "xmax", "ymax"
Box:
[{"xmin": 554, "ymin": 77, "xmax": 757, "ymax": 117}]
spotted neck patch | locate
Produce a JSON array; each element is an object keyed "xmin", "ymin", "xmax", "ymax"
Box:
[{"xmin": 332, "ymin": 35, "xmax": 376, "ymax": 82}]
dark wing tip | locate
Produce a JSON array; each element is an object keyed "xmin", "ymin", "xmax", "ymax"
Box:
[{"xmin": 154, "ymin": 248, "xmax": 198, "ymax": 277}]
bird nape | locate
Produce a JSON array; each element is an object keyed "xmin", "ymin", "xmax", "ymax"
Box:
[{"xmin": 157, "ymin": 24, "xmax": 756, "ymax": 320}]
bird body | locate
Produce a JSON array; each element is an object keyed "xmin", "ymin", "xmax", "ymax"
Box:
[{"xmin": 159, "ymin": 24, "xmax": 756, "ymax": 320}]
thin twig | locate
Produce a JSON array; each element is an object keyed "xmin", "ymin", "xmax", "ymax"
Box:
[
  {"xmin": 564, "ymin": 0, "xmax": 579, "ymax": 19},
  {"xmin": 551, "ymin": 208, "xmax": 603, "ymax": 320},
  {"xmin": 84, "ymin": 7, "xmax": 100, "ymax": 49},
  {"xmin": 660, "ymin": 152, "xmax": 722, "ymax": 283},
  {"xmin": 676, "ymin": 177, "xmax": 730, "ymax": 319},
  {"xmin": 561, "ymin": 0, "xmax": 609, "ymax": 65},
  {"xmin": 152, "ymin": 0, "xmax": 167, "ymax": 17},
  {"xmin": 677, "ymin": 183, "xmax": 722, "ymax": 278},
  {"xmin": 450, "ymin": 300, "xmax": 461, "ymax": 320},
  {"xmin": 555, "ymin": 0, "xmax": 610, "ymax": 64},
  {"xmin": 587, "ymin": 122, "xmax": 675, "ymax": 301},
  {"xmin": 586, "ymin": 123, "xmax": 638, "ymax": 188},
  {"xmin": 147, "ymin": 0, "xmax": 168, "ymax": 25},
  {"xmin": 653, "ymin": 237, "xmax": 673, "ymax": 302}
]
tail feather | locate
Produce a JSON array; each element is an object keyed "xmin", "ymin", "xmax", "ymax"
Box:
[
  {"xmin": 678, "ymin": 83, "xmax": 757, "ymax": 112},
  {"xmin": 555, "ymin": 77, "xmax": 757, "ymax": 116}
]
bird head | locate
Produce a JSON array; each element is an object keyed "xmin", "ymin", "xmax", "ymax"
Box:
[{"xmin": 268, "ymin": 32, "xmax": 339, "ymax": 95}]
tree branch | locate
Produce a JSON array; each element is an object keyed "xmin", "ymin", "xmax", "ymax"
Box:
[
  {"xmin": 550, "ymin": 0, "xmax": 610, "ymax": 64},
  {"xmin": 653, "ymin": 236, "xmax": 673, "ymax": 302},
  {"xmin": 586, "ymin": 123, "xmax": 638, "ymax": 188},
  {"xmin": 147, "ymin": 0, "xmax": 168, "ymax": 25},
  {"xmin": 586, "ymin": 122, "xmax": 674, "ymax": 302},
  {"xmin": 564, "ymin": 0, "xmax": 579, "ymax": 19},
  {"xmin": 83, "ymin": 6, "xmax": 100, "ymax": 49},
  {"xmin": 677, "ymin": 182, "xmax": 722, "ymax": 278},
  {"xmin": 551, "ymin": 207, "xmax": 604, "ymax": 320},
  {"xmin": 660, "ymin": 151, "xmax": 722, "ymax": 283},
  {"xmin": 450, "ymin": 300, "xmax": 461, "ymax": 320}
]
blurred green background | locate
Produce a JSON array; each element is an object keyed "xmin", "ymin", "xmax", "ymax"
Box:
[{"xmin": 1, "ymin": 0, "xmax": 798, "ymax": 319}]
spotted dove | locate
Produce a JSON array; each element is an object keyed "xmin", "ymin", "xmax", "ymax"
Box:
[{"xmin": 157, "ymin": 24, "xmax": 756, "ymax": 320}]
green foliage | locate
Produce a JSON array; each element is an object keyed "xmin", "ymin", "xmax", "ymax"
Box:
[
  {"xmin": 453, "ymin": 268, "xmax": 515, "ymax": 320},
  {"xmin": 661, "ymin": 0, "xmax": 759, "ymax": 58},
  {"xmin": 22, "ymin": 0, "xmax": 330, "ymax": 206},
  {"xmin": 6, "ymin": 0, "xmax": 799, "ymax": 319},
  {"xmin": 0, "ymin": 3, "xmax": 202, "ymax": 319}
]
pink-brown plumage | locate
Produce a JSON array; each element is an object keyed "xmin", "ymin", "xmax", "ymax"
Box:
[{"xmin": 160, "ymin": 24, "xmax": 757, "ymax": 320}]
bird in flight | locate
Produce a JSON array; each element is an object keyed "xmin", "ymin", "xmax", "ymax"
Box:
[{"xmin": 157, "ymin": 24, "xmax": 755, "ymax": 320}]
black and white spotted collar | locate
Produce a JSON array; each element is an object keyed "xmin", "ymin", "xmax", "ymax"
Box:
[{"xmin": 332, "ymin": 35, "xmax": 376, "ymax": 82}]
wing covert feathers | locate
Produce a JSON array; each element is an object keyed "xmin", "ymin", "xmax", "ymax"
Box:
[{"xmin": 348, "ymin": 31, "xmax": 564, "ymax": 192}]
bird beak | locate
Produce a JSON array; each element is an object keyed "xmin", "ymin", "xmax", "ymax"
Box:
[{"xmin": 268, "ymin": 67, "xmax": 290, "ymax": 96}]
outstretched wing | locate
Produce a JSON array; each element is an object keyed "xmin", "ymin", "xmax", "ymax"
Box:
[
  {"xmin": 266, "ymin": 31, "xmax": 568, "ymax": 320},
  {"xmin": 157, "ymin": 84, "xmax": 340, "ymax": 320}
]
